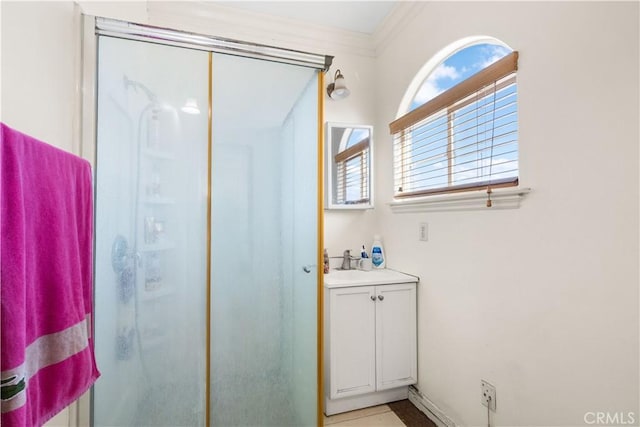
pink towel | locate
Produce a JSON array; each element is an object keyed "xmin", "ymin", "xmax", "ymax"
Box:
[{"xmin": 1, "ymin": 123, "xmax": 100, "ymax": 426}]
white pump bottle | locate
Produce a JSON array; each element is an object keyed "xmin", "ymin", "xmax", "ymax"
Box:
[{"xmin": 371, "ymin": 235, "xmax": 385, "ymax": 269}]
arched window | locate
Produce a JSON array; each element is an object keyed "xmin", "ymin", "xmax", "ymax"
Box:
[
  {"xmin": 340, "ymin": 128, "xmax": 369, "ymax": 151},
  {"xmin": 390, "ymin": 38, "xmax": 519, "ymax": 199}
]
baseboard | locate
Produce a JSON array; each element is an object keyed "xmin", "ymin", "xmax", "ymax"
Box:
[
  {"xmin": 408, "ymin": 386, "xmax": 457, "ymax": 427},
  {"xmin": 325, "ymin": 387, "xmax": 408, "ymax": 416}
]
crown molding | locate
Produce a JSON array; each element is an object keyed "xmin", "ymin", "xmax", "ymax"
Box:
[
  {"xmin": 147, "ymin": 1, "xmax": 376, "ymax": 58},
  {"xmin": 372, "ymin": 1, "xmax": 426, "ymax": 56},
  {"xmin": 83, "ymin": 1, "xmax": 425, "ymax": 60}
]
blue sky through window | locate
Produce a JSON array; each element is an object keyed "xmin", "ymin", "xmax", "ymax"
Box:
[
  {"xmin": 337, "ymin": 128, "xmax": 370, "ymax": 203},
  {"xmin": 410, "ymin": 43, "xmax": 512, "ymax": 111},
  {"xmin": 345, "ymin": 128, "xmax": 369, "ymax": 149}
]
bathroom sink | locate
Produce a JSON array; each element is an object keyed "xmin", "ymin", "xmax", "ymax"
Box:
[{"xmin": 324, "ymin": 269, "xmax": 418, "ymax": 288}]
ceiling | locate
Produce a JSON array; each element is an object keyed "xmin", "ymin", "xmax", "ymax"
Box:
[{"xmin": 216, "ymin": 1, "xmax": 399, "ymax": 34}]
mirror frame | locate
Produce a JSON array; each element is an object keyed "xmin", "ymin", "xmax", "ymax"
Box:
[{"xmin": 325, "ymin": 122, "xmax": 374, "ymax": 210}]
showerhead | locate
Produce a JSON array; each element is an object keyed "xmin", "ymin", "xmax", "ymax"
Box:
[{"xmin": 123, "ymin": 74, "xmax": 157, "ymax": 103}]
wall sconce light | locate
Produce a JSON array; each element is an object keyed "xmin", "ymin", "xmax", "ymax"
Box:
[
  {"xmin": 181, "ymin": 98, "xmax": 201, "ymax": 114},
  {"xmin": 326, "ymin": 69, "xmax": 350, "ymax": 100}
]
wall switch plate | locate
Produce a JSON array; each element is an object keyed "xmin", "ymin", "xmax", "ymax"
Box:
[
  {"xmin": 481, "ymin": 380, "xmax": 496, "ymax": 411},
  {"xmin": 419, "ymin": 223, "xmax": 428, "ymax": 241}
]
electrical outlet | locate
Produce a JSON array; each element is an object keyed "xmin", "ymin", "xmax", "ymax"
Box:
[
  {"xmin": 481, "ymin": 380, "xmax": 496, "ymax": 411},
  {"xmin": 419, "ymin": 222, "xmax": 428, "ymax": 241}
]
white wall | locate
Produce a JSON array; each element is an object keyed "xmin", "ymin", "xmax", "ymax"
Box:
[
  {"xmin": 0, "ymin": 1, "xmax": 79, "ymax": 152},
  {"xmin": 375, "ymin": 2, "xmax": 639, "ymax": 425},
  {"xmin": 323, "ymin": 52, "xmax": 378, "ymax": 259}
]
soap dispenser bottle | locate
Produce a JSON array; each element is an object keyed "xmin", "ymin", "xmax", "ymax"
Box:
[
  {"xmin": 323, "ymin": 249, "xmax": 330, "ymax": 274},
  {"xmin": 371, "ymin": 235, "xmax": 385, "ymax": 269}
]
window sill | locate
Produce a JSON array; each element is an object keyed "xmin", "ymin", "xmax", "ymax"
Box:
[{"xmin": 388, "ymin": 187, "xmax": 531, "ymax": 213}]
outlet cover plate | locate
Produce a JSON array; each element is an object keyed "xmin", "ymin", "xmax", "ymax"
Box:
[
  {"xmin": 481, "ymin": 380, "xmax": 496, "ymax": 411},
  {"xmin": 419, "ymin": 222, "xmax": 428, "ymax": 241}
]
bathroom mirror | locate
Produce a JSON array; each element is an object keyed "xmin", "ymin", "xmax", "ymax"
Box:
[{"xmin": 325, "ymin": 122, "xmax": 374, "ymax": 209}]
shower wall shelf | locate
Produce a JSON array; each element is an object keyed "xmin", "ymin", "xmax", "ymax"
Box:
[
  {"xmin": 139, "ymin": 334, "xmax": 167, "ymax": 350},
  {"xmin": 143, "ymin": 197, "xmax": 176, "ymax": 205},
  {"xmin": 140, "ymin": 242, "xmax": 175, "ymax": 252},
  {"xmin": 130, "ymin": 104, "xmax": 181, "ymax": 371},
  {"xmin": 139, "ymin": 286, "xmax": 176, "ymax": 302},
  {"xmin": 142, "ymin": 148, "xmax": 175, "ymax": 160}
]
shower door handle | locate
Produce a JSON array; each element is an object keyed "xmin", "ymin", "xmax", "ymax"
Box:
[{"xmin": 302, "ymin": 265, "xmax": 316, "ymax": 273}]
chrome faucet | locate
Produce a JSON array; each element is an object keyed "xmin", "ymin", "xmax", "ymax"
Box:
[{"xmin": 342, "ymin": 249, "xmax": 352, "ymax": 270}]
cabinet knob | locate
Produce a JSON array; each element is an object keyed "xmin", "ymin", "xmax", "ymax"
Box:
[
  {"xmin": 370, "ymin": 295, "xmax": 376, "ymax": 301},
  {"xmin": 378, "ymin": 295, "xmax": 384, "ymax": 301}
]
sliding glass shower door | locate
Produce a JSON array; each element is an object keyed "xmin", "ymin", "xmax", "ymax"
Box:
[
  {"xmin": 93, "ymin": 37, "xmax": 209, "ymax": 426},
  {"xmin": 93, "ymin": 33, "xmax": 320, "ymax": 426},
  {"xmin": 210, "ymin": 54, "xmax": 318, "ymax": 426}
]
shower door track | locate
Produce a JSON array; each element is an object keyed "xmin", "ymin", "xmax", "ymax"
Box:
[{"xmin": 95, "ymin": 17, "xmax": 333, "ymax": 71}]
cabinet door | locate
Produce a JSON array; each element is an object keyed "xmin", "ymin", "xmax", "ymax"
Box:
[
  {"xmin": 375, "ymin": 283, "xmax": 417, "ymax": 391},
  {"xmin": 329, "ymin": 286, "xmax": 377, "ymax": 399}
]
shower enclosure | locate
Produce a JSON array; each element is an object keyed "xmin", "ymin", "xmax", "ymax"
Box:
[{"xmin": 87, "ymin": 17, "xmax": 326, "ymax": 427}]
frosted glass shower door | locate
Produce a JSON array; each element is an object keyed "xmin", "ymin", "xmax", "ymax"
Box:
[
  {"xmin": 93, "ymin": 37, "xmax": 209, "ymax": 426},
  {"xmin": 210, "ymin": 54, "xmax": 319, "ymax": 426}
]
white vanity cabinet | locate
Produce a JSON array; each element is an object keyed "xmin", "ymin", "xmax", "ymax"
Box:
[{"xmin": 324, "ymin": 270, "xmax": 418, "ymax": 415}]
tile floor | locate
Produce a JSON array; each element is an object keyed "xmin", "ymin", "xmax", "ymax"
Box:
[{"xmin": 324, "ymin": 404, "xmax": 406, "ymax": 426}]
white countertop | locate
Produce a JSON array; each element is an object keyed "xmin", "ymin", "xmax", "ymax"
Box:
[{"xmin": 323, "ymin": 268, "xmax": 419, "ymax": 289}]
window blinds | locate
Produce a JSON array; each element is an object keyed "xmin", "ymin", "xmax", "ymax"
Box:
[
  {"xmin": 335, "ymin": 138, "xmax": 370, "ymax": 204},
  {"xmin": 390, "ymin": 52, "xmax": 519, "ymax": 198}
]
